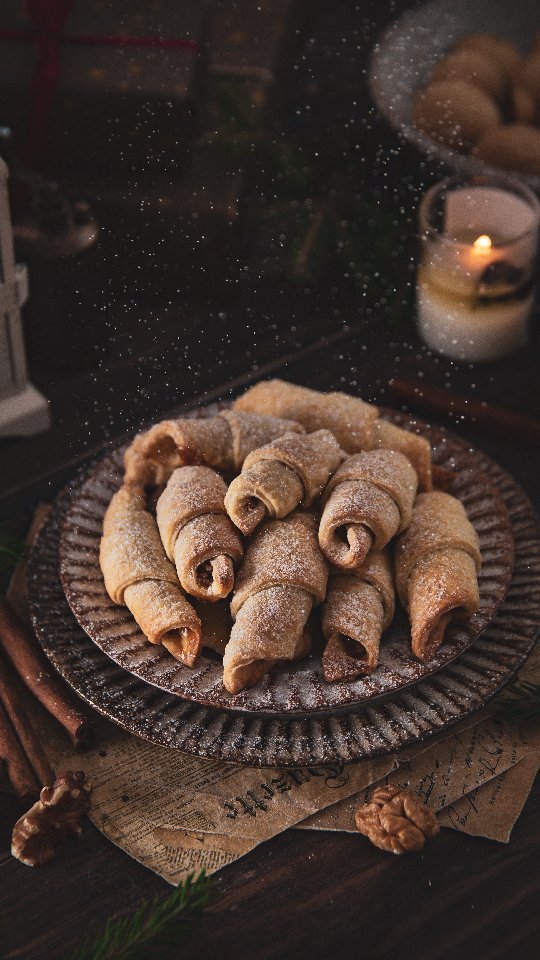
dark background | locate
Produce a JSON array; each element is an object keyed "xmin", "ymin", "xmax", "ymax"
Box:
[{"xmin": 2, "ymin": 0, "xmax": 539, "ymax": 509}]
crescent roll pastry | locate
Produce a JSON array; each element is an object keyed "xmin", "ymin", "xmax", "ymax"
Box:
[
  {"xmin": 224, "ymin": 430, "xmax": 345, "ymax": 535},
  {"xmin": 233, "ymin": 379, "xmax": 379, "ymax": 453},
  {"xmin": 394, "ymin": 491, "xmax": 481, "ymax": 661},
  {"xmin": 224, "ymin": 512, "xmax": 328, "ymax": 693},
  {"xmin": 319, "ymin": 450, "xmax": 418, "ymax": 570},
  {"xmin": 374, "ymin": 419, "xmax": 432, "ymax": 492},
  {"xmin": 124, "ymin": 410, "xmax": 304, "ymax": 486},
  {"xmin": 233, "ymin": 380, "xmax": 433, "ymax": 489},
  {"xmin": 321, "ymin": 550, "xmax": 395, "ymax": 682},
  {"xmin": 99, "ymin": 485, "xmax": 202, "ymax": 665},
  {"xmin": 156, "ymin": 466, "xmax": 243, "ymax": 601}
]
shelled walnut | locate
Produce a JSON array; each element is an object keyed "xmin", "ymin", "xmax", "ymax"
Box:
[
  {"xmin": 355, "ymin": 784, "xmax": 440, "ymax": 855},
  {"xmin": 11, "ymin": 771, "xmax": 92, "ymax": 867}
]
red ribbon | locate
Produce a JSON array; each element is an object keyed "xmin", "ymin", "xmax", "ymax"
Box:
[{"xmin": 0, "ymin": 0, "xmax": 199, "ymax": 167}]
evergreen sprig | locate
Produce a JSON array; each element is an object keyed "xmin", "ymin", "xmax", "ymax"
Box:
[
  {"xmin": 69, "ymin": 871, "xmax": 213, "ymax": 960},
  {"xmin": 494, "ymin": 681, "xmax": 540, "ymax": 725},
  {"xmin": 0, "ymin": 534, "xmax": 24, "ymax": 573}
]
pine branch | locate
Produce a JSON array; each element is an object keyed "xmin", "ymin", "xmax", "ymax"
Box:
[
  {"xmin": 69, "ymin": 872, "xmax": 213, "ymax": 960},
  {"xmin": 0, "ymin": 534, "xmax": 24, "ymax": 574},
  {"xmin": 494, "ymin": 681, "xmax": 540, "ymax": 725}
]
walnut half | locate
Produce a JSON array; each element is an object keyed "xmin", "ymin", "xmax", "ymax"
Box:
[
  {"xmin": 11, "ymin": 771, "xmax": 92, "ymax": 867},
  {"xmin": 355, "ymin": 784, "xmax": 440, "ymax": 855}
]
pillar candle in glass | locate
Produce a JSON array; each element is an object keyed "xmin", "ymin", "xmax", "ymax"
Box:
[{"xmin": 416, "ymin": 176, "xmax": 540, "ymax": 362}]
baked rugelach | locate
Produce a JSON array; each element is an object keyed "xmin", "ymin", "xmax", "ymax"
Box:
[
  {"xmin": 319, "ymin": 449, "xmax": 418, "ymax": 570},
  {"xmin": 124, "ymin": 410, "xmax": 305, "ymax": 486},
  {"xmin": 223, "ymin": 511, "xmax": 328, "ymax": 693},
  {"xmin": 394, "ymin": 491, "xmax": 481, "ymax": 660},
  {"xmin": 321, "ymin": 550, "xmax": 395, "ymax": 681},
  {"xmin": 225, "ymin": 429, "xmax": 344, "ymax": 535},
  {"xmin": 100, "ymin": 485, "xmax": 202, "ymax": 665},
  {"xmin": 157, "ymin": 465, "xmax": 243, "ymax": 601},
  {"xmin": 233, "ymin": 379, "xmax": 379, "ymax": 454},
  {"xmin": 233, "ymin": 379, "xmax": 432, "ymax": 490}
]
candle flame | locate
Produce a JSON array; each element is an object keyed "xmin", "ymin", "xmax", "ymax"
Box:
[{"xmin": 473, "ymin": 234, "xmax": 492, "ymax": 250}]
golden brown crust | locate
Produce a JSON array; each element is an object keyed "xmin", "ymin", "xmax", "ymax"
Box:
[
  {"xmin": 100, "ymin": 484, "xmax": 202, "ymax": 665},
  {"xmin": 321, "ymin": 550, "xmax": 395, "ymax": 681},
  {"xmin": 242, "ymin": 429, "xmax": 345, "ymax": 506},
  {"xmin": 224, "ymin": 511, "xmax": 328, "ymax": 693},
  {"xmin": 156, "ymin": 466, "xmax": 243, "ymax": 602},
  {"xmin": 172, "ymin": 513, "xmax": 243, "ymax": 601},
  {"xmin": 225, "ymin": 460, "xmax": 304, "ymax": 535},
  {"xmin": 225, "ymin": 429, "xmax": 344, "ymax": 534},
  {"xmin": 374, "ymin": 419, "xmax": 432, "ymax": 491},
  {"xmin": 124, "ymin": 417, "xmax": 233, "ymax": 486},
  {"xmin": 231, "ymin": 511, "xmax": 328, "ymax": 618},
  {"xmin": 407, "ymin": 549, "xmax": 480, "ymax": 660},
  {"xmin": 319, "ymin": 450, "xmax": 418, "ymax": 569},
  {"xmin": 394, "ymin": 491, "xmax": 481, "ymax": 660},
  {"xmin": 223, "ymin": 585, "xmax": 312, "ymax": 693},
  {"xmin": 100, "ymin": 485, "xmax": 180, "ymax": 604},
  {"xmin": 233, "ymin": 379, "xmax": 379, "ymax": 453},
  {"xmin": 124, "ymin": 411, "xmax": 304, "ymax": 487}
]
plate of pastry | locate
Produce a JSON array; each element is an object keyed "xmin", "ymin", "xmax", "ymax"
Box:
[
  {"xmin": 27, "ymin": 450, "xmax": 538, "ymax": 765},
  {"xmin": 56, "ymin": 380, "xmax": 515, "ymax": 716},
  {"xmin": 369, "ymin": 0, "xmax": 540, "ymax": 186}
]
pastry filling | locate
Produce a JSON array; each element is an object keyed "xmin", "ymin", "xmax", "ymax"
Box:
[
  {"xmin": 161, "ymin": 627, "xmax": 199, "ymax": 666},
  {"xmin": 196, "ymin": 561, "xmax": 215, "ymax": 588}
]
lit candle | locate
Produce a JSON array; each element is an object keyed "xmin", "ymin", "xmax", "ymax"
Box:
[{"xmin": 416, "ymin": 176, "xmax": 540, "ymax": 362}]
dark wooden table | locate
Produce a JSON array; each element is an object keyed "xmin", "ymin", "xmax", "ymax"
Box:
[
  {"xmin": 1, "ymin": 0, "xmax": 540, "ymax": 951},
  {"xmin": 1, "ymin": 316, "xmax": 540, "ymax": 960}
]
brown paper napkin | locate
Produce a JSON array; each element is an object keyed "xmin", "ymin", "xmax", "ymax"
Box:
[
  {"xmin": 297, "ymin": 712, "xmax": 539, "ymax": 840},
  {"xmin": 299, "ymin": 643, "xmax": 540, "ymax": 843},
  {"xmin": 38, "ymin": 709, "xmax": 397, "ymax": 884}
]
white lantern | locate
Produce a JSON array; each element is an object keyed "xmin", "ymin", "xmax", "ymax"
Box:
[{"xmin": 0, "ymin": 157, "xmax": 49, "ymax": 436}]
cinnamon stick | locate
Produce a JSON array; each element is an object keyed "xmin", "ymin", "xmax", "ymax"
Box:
[
  {"xmin": 388, "ymin": 378, "xmax": 540, "ymax": 447},
  {"xmin": 0, "ymin": 700, "xmax": 39, "ymax": 803},
  {"xmin": 0, "ymin": 653, "xmax": 54, "ymax": 788},
  {"xmin": 0, "ymin": 598, "xmax": 94, "ymax": 751}
]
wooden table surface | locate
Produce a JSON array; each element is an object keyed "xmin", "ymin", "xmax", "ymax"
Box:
[{"xmin": 1, "ymin": 319, "xmax": 540, "ymax": 960}]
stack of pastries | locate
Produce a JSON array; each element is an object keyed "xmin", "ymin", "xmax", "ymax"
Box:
[{"xmin": 99, "ymin": 380, "xmax": 481, "ymax": 694}]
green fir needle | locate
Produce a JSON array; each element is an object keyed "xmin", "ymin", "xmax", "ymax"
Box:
[
  {"xmin": 494, "ymin": 681, "xmax": 540, "ymax": 725},
  {"xmin": 69, "ymin": 871, "xmax": 213, "ymax": 960}
]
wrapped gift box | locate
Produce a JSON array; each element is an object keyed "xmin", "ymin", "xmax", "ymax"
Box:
[
  {"xmin": 202, "ymin": 0, "xmax": 308, "ymax": 131},
  {"xmin": 0, "ymin": 0, "xmax": 208, "ymax": 172}
]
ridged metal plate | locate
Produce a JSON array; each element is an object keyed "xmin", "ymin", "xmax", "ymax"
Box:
[
  {"xmin": 58, "ymin": 411, "xmax": 515, "ymax": 715},
  {"xmin": 27, "ymin": 435, "xmax": 539, "ymax": 766}
]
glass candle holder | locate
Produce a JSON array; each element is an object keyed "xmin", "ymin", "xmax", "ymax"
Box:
[{"xmin": 416, "ymin": 175, "xmax": 540, "ymax": 362}]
